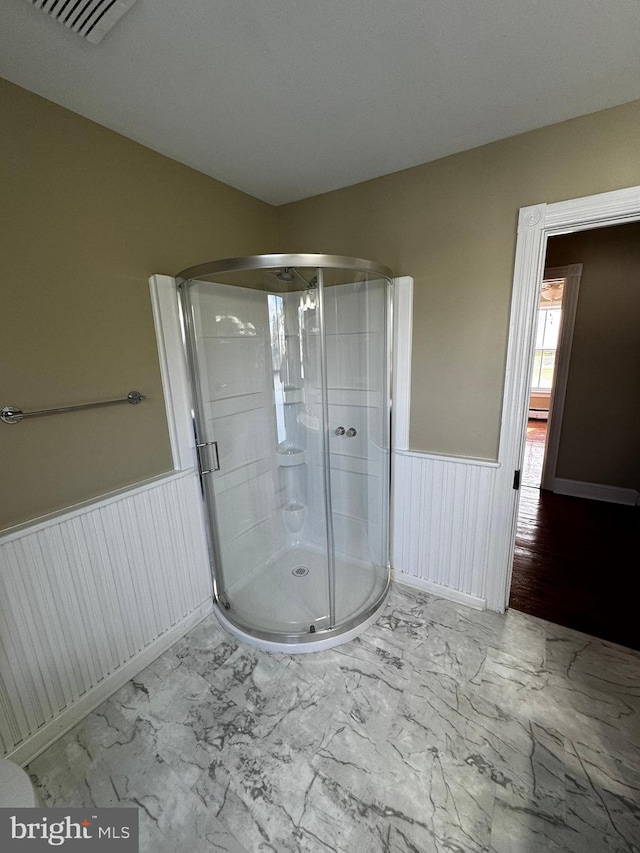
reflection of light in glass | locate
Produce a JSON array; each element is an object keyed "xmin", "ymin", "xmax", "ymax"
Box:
[
  {"xmin": 214, "ymin": 314, "xmax": 257, "ymax": 336},
  {"xmin": 297, "ymin": 289, "xmax": 318, "ymax": 382},
  {"xmin": 267, "ymin": 294, "xmax": 287, "ymax": 444}
]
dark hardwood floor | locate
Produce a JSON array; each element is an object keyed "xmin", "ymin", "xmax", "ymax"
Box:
[{"xmin": 509, "ymin": 420, "xmax": 640, "ymax": 650}]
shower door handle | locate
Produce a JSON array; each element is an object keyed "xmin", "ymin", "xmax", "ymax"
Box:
[{"xmin": 196, "ymin": 440, "xmax": 220, "ymax": 475}]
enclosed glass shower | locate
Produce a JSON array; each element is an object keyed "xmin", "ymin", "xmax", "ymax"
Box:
[{"xmin": 177, "ymin": 254, "xmax": 393, "ymax": 650}]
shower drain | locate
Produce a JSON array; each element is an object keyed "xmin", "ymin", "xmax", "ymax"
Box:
[{"xmin": 292, "ymin": 565, "xmax": 310, "ymax": 577}]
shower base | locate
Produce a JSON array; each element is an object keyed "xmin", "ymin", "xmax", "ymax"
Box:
[{"xmin": 215, "ymin": 545, "xmax": 389, "ymax": 653}]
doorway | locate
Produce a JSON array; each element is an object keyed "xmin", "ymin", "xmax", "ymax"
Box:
[
  {"xmin": 487, "ymin": 185, "xmax": 640, "ymax": 618},
  {"xmin": 507, "ymin": 221, "xmax": 640, "ymax": 650}
]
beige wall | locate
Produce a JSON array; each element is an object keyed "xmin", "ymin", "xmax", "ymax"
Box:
[
  {"xmin": 4, "ymin": 78, "xmax": 640, "ymax": 529},
  {"xmin": 546, "ymin": 223, "xmax": 640, "ymax": 490},
  {"xmin": 277, "ymin": 99, "xmax": 640, "ymax": 460},
  {"xmin": 0, "ymin": 78, "xmax": 277, "ymax": 531}
]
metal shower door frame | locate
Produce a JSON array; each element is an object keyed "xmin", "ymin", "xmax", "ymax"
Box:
[
  {"xmin": 176, "ymin": 279, "xmax": 226, "ymax": 609},
  {"xmin": 315, "ymin": 267, "xmax": 337, "ymax": 628}
]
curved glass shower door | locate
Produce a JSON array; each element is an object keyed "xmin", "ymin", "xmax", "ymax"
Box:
[
  {"xmin": 181, "ymin": 268, "xmax": 333, "ymax": 638},
  {"xmin": 323, "ymin": 270, "xmax": 390, "ymax": 627},
  {"xmin": 178, "ymin": 255, "xmax": 392, "ymax": 646}
]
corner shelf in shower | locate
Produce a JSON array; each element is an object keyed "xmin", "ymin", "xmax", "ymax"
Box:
[
  {"xmin": 276, "ymin": 447, "xmax": 307, "ymax": 467},
  {"xmin": 282, "ymin": 502, "xmax": 306, "ymax": 533}
]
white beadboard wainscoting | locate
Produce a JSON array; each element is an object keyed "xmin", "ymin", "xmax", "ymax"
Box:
[
  {"xmin": 0, "ymin": 469, "xmax": 212, "ymax": 765},
  {"xmin": 391, "ymin": 449, "xmax": 500, "ymax": 609}
]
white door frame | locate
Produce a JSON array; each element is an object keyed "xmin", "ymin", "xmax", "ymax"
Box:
[
  {"xmin": 484, "ymin": 184, "xmax": 640, "ymax": 613},
  {"xmin": 539, "ymin": 263, "xmax": 582, "ymax": 491}
]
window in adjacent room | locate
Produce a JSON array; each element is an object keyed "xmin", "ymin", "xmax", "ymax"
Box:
[{"xmin": 531, "ymin": 279, "xmax": 564, "ymax": 392}]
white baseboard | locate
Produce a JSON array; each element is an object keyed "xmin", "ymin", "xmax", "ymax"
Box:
[
  {"xmin": 392, "ymin": 569, "xmax": 487, "ymax": 610},
  {"xmin": 553, "ymin": 478, "xmax": 639, "ymax": 506},
  {"xmin": 10, "ymin": 601, "xmax": 213, "ymax": 767}
]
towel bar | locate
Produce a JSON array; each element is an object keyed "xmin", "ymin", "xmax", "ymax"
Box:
[{"xmin": 1, "ymin": 391, "xmax": 146, "ymax": 425}]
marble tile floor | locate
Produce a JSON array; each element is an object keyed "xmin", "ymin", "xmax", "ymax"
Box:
[{"xmin": 27, "ymin": 584, "xmax": 640, "ymax": 853}]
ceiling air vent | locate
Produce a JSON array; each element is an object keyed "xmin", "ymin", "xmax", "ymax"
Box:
[{"xmin": 26, "ymin": 0, "xmax": 139, "ymax": 44}]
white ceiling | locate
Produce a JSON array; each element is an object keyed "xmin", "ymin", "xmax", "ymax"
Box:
[{"xmin": 1, "ymin": 1, "xmax": 640, "ymax": 205}]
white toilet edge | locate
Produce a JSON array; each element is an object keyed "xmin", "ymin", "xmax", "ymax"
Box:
[{"xmin": 0, "ymin": 759, "xmax": 40, "ymax": 808}]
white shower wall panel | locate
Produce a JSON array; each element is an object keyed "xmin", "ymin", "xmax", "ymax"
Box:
[
  {"xmin": 201, "ymin": 337, "xmax": 268, "ymax": 399},
  {"xmin": 215, "ymin": 470, "xmax": 278, "ymax": 543},
  {"xmin": 328, "ymin": 456, "xmax": 380, "ymax": 521},
  {"xmin": 325, "ymin": 334, "xmax": 384, "ymax": 396},
  {"xmin": 323, "ymin": 282, "xmax": 385, "ymax": 336},
  {"xmin": 327, "ymin": 466, "xmax": 383, "ymax": 563},
  {"xmin": 202, "ymin": 398, "xmax": 273, "ymax": 480}
]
